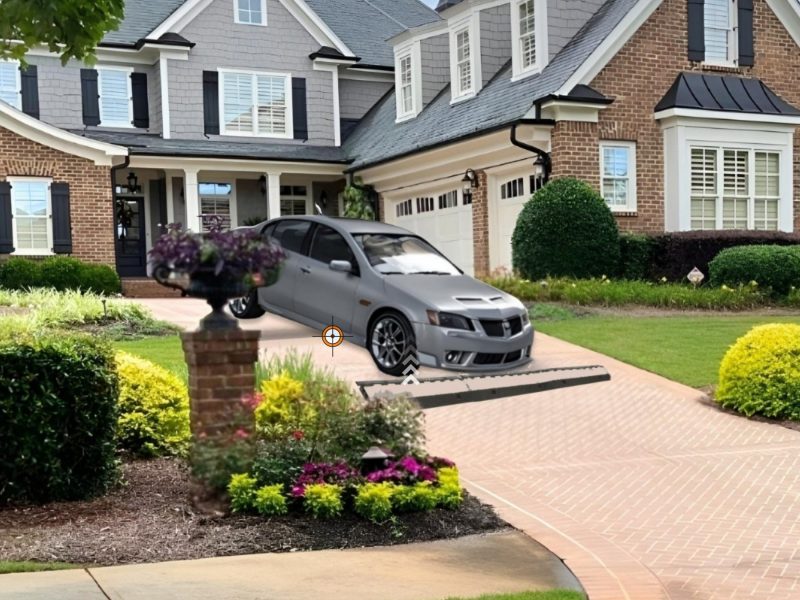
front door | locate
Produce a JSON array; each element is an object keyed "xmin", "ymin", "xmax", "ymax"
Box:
[{"xmin": 115, "ymin": 196, "xmax": 147, "ymax": 277}]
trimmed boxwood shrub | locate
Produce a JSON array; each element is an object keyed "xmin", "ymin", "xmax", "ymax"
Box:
[
  {"xmin": 619, "ymin": 233, "xmax": 655, "ymax": 280},
  {"xmin": 512, "ymin": 177, "xmax": 620, "ymax": 279},
  {"xmin": 649, "ymin": 231, "xmax": 800, "ymax": 282},
  {"xmin": 709, "ymin": 245, "xmax": 800, "ymax": 295},
  {"xmin": 0, "ymin": 256, "xmax": 120, "ymax": 295},
  {"xmin": 717, "ymin": 324, "xmax": 800, "ymax": 420},
  {"xmin": 0, "ymin": 334, "xmax": 119, "ymax": 504}
]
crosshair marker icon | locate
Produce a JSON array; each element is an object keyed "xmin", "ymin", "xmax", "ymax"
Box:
[{"xmin": 314, "ymin": 318, "xmax": 353, "ymax": 357}]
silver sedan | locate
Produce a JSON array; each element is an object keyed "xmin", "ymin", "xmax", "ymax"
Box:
[{"xmin": 230, "ymin": 215, "xmax": 534, "ymax": 376}]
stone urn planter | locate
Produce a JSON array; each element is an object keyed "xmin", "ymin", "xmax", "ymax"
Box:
[{"xmin": 150, "ymin": 221, "xmax": 285, "ymax": 331}]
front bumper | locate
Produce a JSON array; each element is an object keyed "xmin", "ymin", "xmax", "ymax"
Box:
[{"xmin": 412, "ymin": 320, "xmax": 534, "ymax": 371}]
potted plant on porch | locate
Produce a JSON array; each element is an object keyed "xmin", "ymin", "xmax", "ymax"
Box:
[{"xmin": 149, "ymin": 217, "xmax": 285, "ymax": 330}]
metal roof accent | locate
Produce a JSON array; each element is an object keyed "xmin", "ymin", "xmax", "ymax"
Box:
[{"xmin": 655, "ymin": 72, "xmax": 800, "ymax": 116}]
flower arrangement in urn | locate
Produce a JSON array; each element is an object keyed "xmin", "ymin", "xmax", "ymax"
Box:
[{"xmin": 149, "ymin": 218, "xmax": 285, "ymax": 330}]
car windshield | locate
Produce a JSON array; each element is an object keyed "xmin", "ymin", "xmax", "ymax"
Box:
[{"xmin": 355, "ymin": 234, "xmax": 461, "ymax": 276}]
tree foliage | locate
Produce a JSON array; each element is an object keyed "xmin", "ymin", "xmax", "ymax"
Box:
[
  {"xmin": 342, "ymin": 178, "xmax": 376, "ymax": 221},
  {"xmin": 0, "ymin": 0, "xmax": 125, "ymax": 65}
]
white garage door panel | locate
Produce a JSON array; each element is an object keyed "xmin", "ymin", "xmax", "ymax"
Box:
[{"xmin": 390, "ymin": 197, "xmax": 474, "ymax": 275}]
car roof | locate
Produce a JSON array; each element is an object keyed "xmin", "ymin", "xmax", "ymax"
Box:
[{"xmin": 268, "ymin": 215, "xmax": 410, "ymax": 236}]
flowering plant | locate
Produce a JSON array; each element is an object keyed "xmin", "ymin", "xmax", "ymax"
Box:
[
  {"xmin": 291, "ymin": 462, "xmax": 361, "ymax": 498},
  {"xmin": 149, "ymin": 219, "xmax": 285, "ymax": 287},
  {"xmin": 366, "ymin": 456, "xmax": 437, "ymax": 485}
]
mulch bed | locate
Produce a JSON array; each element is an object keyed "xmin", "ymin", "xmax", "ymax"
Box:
[{"xmin": 0, "ymin": 459, "xmax": 508, "ymax": 566}]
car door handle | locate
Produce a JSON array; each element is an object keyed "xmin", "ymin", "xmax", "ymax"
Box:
[{"xmin": 300, "ymin": 266, "xmax": 311, "ymax": 274}]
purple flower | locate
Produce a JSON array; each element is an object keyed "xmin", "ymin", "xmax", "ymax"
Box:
[
  {"xmin": 291, "ymin": 462, "xmax": 360, "ymax": 498},
  {"xmin": 365, "ymin": 457, "xmax": 437, "ymax": 484}
]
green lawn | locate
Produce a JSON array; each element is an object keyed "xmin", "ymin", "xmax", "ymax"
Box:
[
  {"xmin": 114, "ymin": 335, "xmax": 185, "ymax": 379},
  {"xmin": 0, "ymin": 561, "xmax": 79, "ymax": 575},
  {"xmin": 444, "ymin": 592, "xmax": 583, "ymax": 600},
  {"xmin": 537, "ymin": 313, "xmax": 800, "ymax": 388}
]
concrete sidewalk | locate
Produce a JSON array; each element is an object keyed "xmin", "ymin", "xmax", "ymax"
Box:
[{"xmin": 0, "ymin": 532, "xmax": 581, "ymax": 600}]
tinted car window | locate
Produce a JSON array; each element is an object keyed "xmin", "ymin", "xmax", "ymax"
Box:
[
  {"xmin": 272, "ymin": 220, "xmax": 311, "ymax": 254},
  {"xmin": 309, "ymin": 226, "xmax": 355, "ymax": 264},
  {"xmin": 261, "ymin": 223, "xmax": 277, "ymax": 240}
]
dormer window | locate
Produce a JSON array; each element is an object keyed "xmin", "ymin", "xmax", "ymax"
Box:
[
  {"xmin": 395, "ymin": 43, "xmax": 422, "ymax": 121},
  {"xmin": 235, "ymin": 0, "xmax": 266, "ymax": 26},
  {"xmin": 511, "ymin": 0, "xmax": 546, "ymax": 80},
  {"xmin": 450, "ymin": 15, "xmax": 480, "ymax": 102}
]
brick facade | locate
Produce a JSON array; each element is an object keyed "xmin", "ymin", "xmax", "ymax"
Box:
[
  {"xmin": 0, "ymin": 126, "xmax": 115, "ymax": 264},
  {"xmin": 471, "ymin": 170, "xmax": 490, "ymax": 276},
  {"xmin": 555, "ymin": 0, "xmax": 800, "ymax": 233}
]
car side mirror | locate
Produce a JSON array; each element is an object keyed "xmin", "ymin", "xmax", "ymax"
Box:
[{"xmin": 329, "ymin": 260, "xmax": 353, "ymax": 273}]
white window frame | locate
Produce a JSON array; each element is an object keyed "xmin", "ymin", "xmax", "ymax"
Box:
[
  {"xmin": 511, "ymin": 0, "xmax": 548, "ymax": 81},
  {"xmin": 8, "ymin": 177, "xmax": 53, "ymax": 256},
  {"xmin": 449, "ymin": 14, "xmax": 481, "ymax": 103},
  {"xmin": 395, "ymin": 42, "xmax": 423, "ymax": 122},
  {"xmin": 234, "ymin": 0, "xmax": 267, "ymax": 26},
  {"xmin": 600, "ymin": 141, "xmax": 637, "ymax": 213},
  {"xmin": 703, "ymin": 0, "xmax": 738, "ymax": 67},
  {"xmin": 199, "ymin": 180, "xmax": 238, "ymax": 230},
  {"xmin": 218, "ymin": 68, "xmax": 293, "ymax": 139},
  {"xmin": 97, "ymin": 66, "xmax": 134, "ymax": 128},
  {"xmin": 0, "ymin": 60, "xmax": 21, "ymax": 110}
]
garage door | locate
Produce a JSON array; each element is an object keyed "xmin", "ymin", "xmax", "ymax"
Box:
[
  {"xmin": 389, "ymin": 189, "xmax": 474, "ymax": 275},
  {"xmin": 492, "ymin": 174, "xmax": 544, "ymax": 271}
]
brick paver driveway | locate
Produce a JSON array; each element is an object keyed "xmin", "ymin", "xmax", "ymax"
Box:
[{"xmin": 140, "ymin": 299, "xmax": 800, "ymax": 600}]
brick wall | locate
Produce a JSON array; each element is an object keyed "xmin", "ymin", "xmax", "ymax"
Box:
[
  {"xmin": 557, "ymin": 0, "xmax": 800, "ymax": 233},
  {"xmin": 472, "ymin": 170, "xmax": 490, "ymax": 276},
  {"xmin": 0, "ymin": 126, "xmax": 115, "ymax": 264}
]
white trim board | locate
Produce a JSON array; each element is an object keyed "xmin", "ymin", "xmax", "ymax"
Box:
[{"xmin": 655, "ymin": 107, "xmax": 800, "ymax": 126}]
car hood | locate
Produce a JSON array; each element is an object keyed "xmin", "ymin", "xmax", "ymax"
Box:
[{"xmin": 383, "ymin": 275, "xmax": 525, "ymax": 319}]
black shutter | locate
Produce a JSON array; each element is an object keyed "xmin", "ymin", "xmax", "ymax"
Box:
[
  {"xmin": 80, "ymin": 69, "xmax": 100, "ymax": 126},
  {"xmin": 738, "ymin": 0, "xmax": 754, "ymax": 66},
  {"xmin": 0, "ymin": 181, "xmax": 13, "ymax": 254},
  {"xmin": 688, "ymin": 0, "xmax": 705, "ymax": 62},
  {"xmin": 292, "ymin": 77, "xmax": 308, "ymax": 140},
  {"xmin": 151, "ymin": 179, "xmax": 168, "ymax": 234},
  {"xmin": 131, "ymin": 72, "xmax": 150, "ymax": 128},
  {"xmin": 20, "ymin": 65, "xmax": 39, "ymax": 119},
  {"xmin": 203, "ymin": 71, "xmax": 219, "ymax": 135},
  {"xmin": 51, "ymin": 183, "xmax": 72, "ymax": 254}
]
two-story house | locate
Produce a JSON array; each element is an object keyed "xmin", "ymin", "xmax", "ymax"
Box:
[
  {"xmin": 2, "ymin": 0, "xmax": 800, "ymax": 290},
  {"xmin": 346, "ymin": 0, "xmax": 800, "ymax": 275},
  {"xmin": 0, "ymin": 0, "xmax": 437, "ymax": 293}
]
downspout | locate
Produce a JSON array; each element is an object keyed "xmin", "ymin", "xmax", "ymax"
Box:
[
  {"xmin": 510, "ymin": 115, "xmax": 552, "ymax": 184},
  {"xmin": 110, "ymin": 155, "xmax": 130, "ymax": 269}
]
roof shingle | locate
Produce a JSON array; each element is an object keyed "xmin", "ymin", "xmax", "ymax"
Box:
[{"xmin": 102, "ymin": 0, "xmax": 188, "ymax": 45}]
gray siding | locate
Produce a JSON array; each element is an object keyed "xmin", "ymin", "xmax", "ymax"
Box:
[
  {"xmin": 28, "ymin": 55, "xmax": 161, "ymax": 134},
  {"xmin": 236, "ymin": 179, "xmax": 268, "ymax": 225},
  {"xmin": 547, "ymin": 0, "xmax": 606, "ymax": 60},
  {"xmin": 421, "ymin": 33, "xmax": 449, "ymax": 107},
  {"xmin": 169, "ymin": 0, "xmax": 335, "ymax": 144},
  {"xmin": 339, "ymin": 78, "xmax": 392, "ymax": 120},
  {"xmin": 312, "ymin": 180, "xmax": 345, "ymax": 217},
  {"xmin": 480, "ymin": 5, "xmax": 511, "ymax": 87}
]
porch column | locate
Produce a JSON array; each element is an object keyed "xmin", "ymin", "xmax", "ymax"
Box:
[
  {"xmin": 184, "ymin": 168, "xmax": 201, "ymax": 232},
  {"xmin": 266, "ymin": 171, "xmax": 281, "ymax": 219},
  {"xmin": 165, "ymin": 173, "xmax": 175, "ymax": 224}
]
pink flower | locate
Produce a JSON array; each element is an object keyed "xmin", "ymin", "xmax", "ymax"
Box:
[
  {"xmin": 292, "ymin": 430, "xmax": 305, "ymax": 441},
  {"xmin": 233, "ymin": 428, "xmax": 250, "ymax": 440},
  {"xmin": 240, "ymin": 392, "xmax": 264, "ymax": 411}
]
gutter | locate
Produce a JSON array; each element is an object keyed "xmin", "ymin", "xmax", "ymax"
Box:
[{"xmin": 510, "ymin": 116, "xmax": 552, "ymax": 183}]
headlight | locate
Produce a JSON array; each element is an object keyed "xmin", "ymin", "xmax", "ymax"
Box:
[{"xmin": 427, "ymin": 310, "xmax": 474, "ymax": 330}]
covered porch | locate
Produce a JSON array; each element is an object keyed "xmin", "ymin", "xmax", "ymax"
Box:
[{"xmin": 111, "ymin": 156, "xmax": 347, "ymax": 280}]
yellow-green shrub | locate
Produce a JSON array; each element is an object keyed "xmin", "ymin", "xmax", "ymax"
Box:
[
  {"xmin": 253, "ymin": 484, "xmax": 288, "ymax": 516},
  {"xmin": 254, "ymin": 371, "xmax": 306, "ymax": 430},
  {"xmin": 717, "ymin": 324, "xmax": 800, "ymax": 420},
  {"xmin": 115, "ymin": 352, "xmax": 190, "ymax": 458},
  {"xmin": 303, "ymin": 483, "xmax": 344, "ymax": 519},
  {"xmin": 354, "ymin": 482, "xmax": 395, "ymax": 522},
  {"xmin": 228, "ymin": 473, "xmax": 258, "ymax": 513},
  {"xmin": 392, "ymin": 481, "xmax": 438, "ymax": 513},
  {"xmin": 436, "ymin": 467, "xmax": 463, "ymax": 509}
]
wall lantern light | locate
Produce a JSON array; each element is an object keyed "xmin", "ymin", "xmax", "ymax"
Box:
[
  {"xmin": 462, "ymin": 168, "xmax": 478, "ymax": 195},
  {"xmin": 126, "ymin": 171, "xmax": 140, "ymax": 194}
]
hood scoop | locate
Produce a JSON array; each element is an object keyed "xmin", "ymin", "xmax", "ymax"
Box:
[{"xmin": 455, "ymin": 295, "xmax": 505, "ymax": 303}]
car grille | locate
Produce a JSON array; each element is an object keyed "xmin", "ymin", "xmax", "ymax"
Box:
[
  {"xmin": 480, "ymin": 316, "xmax": 524, "ymax": 337},
  {"xmin": 474, "ymin": 350, "xmax": 523, "ymax": 365}
]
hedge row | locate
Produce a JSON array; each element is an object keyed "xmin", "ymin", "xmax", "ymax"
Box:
[
  {"xmin": 620, "ymin": 231, "xmax": 800, "ymax": 282},
  {"xmin": 0, "ymin": 256, "xmax": 120, "ymax": 295},
  {"xmin": 0, "ymin": 334, "xmax": 119, "ymax": 504}
]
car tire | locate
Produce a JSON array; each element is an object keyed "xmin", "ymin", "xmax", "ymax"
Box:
[
  {"xmin": 229, "ymin": 291, "xmax": 265, "ymax": 319},
  {"xmin": 367, "ymin": 311, "xmax": 419, "ymax": 377}
]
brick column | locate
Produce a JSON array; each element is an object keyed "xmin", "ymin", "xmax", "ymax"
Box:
[
  {"xmin": 471, "ymin": 170, "xmax": 490, "ymax": 277},
  {"xmin": 181, "ymin": 329, "xmax": 261, "ymax": 437}
]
